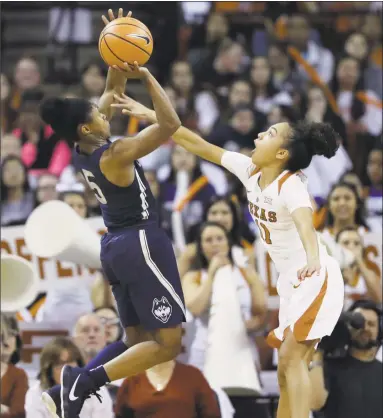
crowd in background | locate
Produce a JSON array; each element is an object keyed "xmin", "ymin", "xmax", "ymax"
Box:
[{"xmin": 1, "ymin": 2, "xmax": 382, "ymax": 418}]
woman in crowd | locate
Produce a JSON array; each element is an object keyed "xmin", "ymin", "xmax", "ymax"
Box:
[
  {"xmin": 1, "ymin": 313, "xmax": 28, "ymax": 418},
  {"xmin": 75, "ymin": 60, "xmax": 107, "ymax": 104},
  {"xmin": 336, "ymin": 226, "xmax": 382, "ymax": 306},
  {"xmin": 1, "ymin": 156, "xmax": 34, "ymax": 226},
  {"xmin": 178, "ymin": 196, "xmax": 256, "ymax": 278},
  {"xmin": 115, "ymin": 359, "xmax": 222, "ymax": 418},
  {"xmin": 34, "ymin": 174, "xmax": 59, "ymax": 207},
  {"xmin": 25, "ymin": 337, "xmax": 113, "ymax": 418},
  {"xmin": 182, "ymin": 222, "xmax": 266, "ymax": 371}
]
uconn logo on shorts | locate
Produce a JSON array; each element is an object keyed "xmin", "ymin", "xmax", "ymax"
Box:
[{"xmin": 152, "ymin": 297, "xmax": 172, "ymax": 323}]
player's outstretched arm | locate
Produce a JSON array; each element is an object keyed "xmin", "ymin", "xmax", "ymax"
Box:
[
  {"xmin": 106, "ymin": 65, "xmax": 181, "ymax": 164},
  {"xmin": 112, "ymin": 95, "xmax": 225, "ymax": 166},
  {"xmin": 98, "ymin": 9, "xmax": 132, "ymax": 120}
]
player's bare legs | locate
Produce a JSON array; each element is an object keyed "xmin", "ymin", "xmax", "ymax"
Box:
[
  {"xmin": 277, "ymin": 330, "xmax": 318, "ymax": 418},
  {"xmin": 103, "ymin": 325, "xmax": 182, "ymax": 380}
]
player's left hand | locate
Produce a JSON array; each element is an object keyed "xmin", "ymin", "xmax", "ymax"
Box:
[
  {"xmin": 111, "ymin": 93, "xmax": 156, "ymax": 122},
  {"xmin": 298, "ymin": 260, "xmax": 321, "ymax": 281},
  {"xmin": 102, "ymin": 8, "xmax": 132, "ymax": 26}
]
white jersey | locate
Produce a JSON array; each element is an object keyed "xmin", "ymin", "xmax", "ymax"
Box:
[{"xmin": 221, "ymin": 151, "xmax": 328, "ymax": 273}]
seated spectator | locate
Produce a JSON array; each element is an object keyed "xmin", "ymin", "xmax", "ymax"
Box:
[
  {"xmin": 364, "ymin": 147, "xmax": 382, "ymax": 231},
  {"xmin": 310, "ymin": 300, "xmax": 382, "ymax": 418},
  {"xmin": 1, "ymin": 156, "xmax": 34, "ymax": 226},
  {"xmin": 115, "ymin": 360, "xmax": 222, "ymax": 418},
  {"xmin": 13, "ymin": 89, "xmax": 72, "ymax": 177},
  {"xmin": 25, "ymin": 336, "xmax": 113, "ymax": 418},
  {"xmin": 10, "ymin": 56, "xmax": 41, "ymax": 111},
  {"xmin": 208, "ymin": 105, "xmax": 260, "ymax": 151},
  {"xmin": 178, "ymin": 196, "xmax": 256, "ymax": 278},
  {"xmin": 73, "ymin": 60, "xmax": 107, "ymax": 104},
  {"xmin": 59, "ymin": 188, "xmax": 88, "ymax": 218},
  {"xmin": 0, "ymin": 134, "xmax": 21, "ymax": 162},
  {"xmin": 250, "ymin": 56, "xmax": 293, "ymax": 114},
  {"xmin": 34, "ymin": 173, "xmax": 59, "ymax": 207},
  {"xmin": 1, "ymin": 73, "xmax": 18, "ymax": 135},
  {"xmin": 1, "ymin": 313, "xmax": 28, "ymax": 418},
  {"xmin": 158, "ymin": 144, "xmax": 217, "ymax": 240},
  {"xmin": 182, "ymin": 222, "xmax": 266, "ymax": 371},
  {"xmin": 94, "ymin": 307, "xmax": 123, "ymax": 345},
  {"xmin": 285, "ymin": 14, "xmax": 334, "ymax": 83},
  {"xmin": 336, "ymin": 226, "xmax": 382, "ymax": 305}
]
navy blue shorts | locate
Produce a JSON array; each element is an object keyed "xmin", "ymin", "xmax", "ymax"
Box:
[{"xmin": 100, "ymin": 223, "xmax": 186, "ymax": 330}]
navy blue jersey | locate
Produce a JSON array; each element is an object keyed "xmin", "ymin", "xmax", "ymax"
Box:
[{"xmin": 73, "ymin": 141, "xmax": 158, "ymax": 230}]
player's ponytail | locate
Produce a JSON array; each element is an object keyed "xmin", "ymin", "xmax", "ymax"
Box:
[
  {"xmin": 40, "ymin": 97, "xmax": 92, "ymax": 146},
  {"xmin": 285, "ymin": 121, "xmax": 340, "ymax": 172}
]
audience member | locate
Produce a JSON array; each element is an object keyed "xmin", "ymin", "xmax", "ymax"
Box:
[
  {"xmin": 34, "ymin": 174, "xmax": 59, "ymax": 206},
  {"xmin": 364, "ymin": 147, "xmax": 382, "ymax": 231},
  {"xmin": 0, "ymin": 134, "xmax": 21, "ymax": 162},
  {"xmin": 94, "ymin": 307, "xmax": 123, "ymax": 345}
]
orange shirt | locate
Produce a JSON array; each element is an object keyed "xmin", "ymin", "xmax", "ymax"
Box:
[
  {"xmin": 1, "ymin": 364, "xmax": 28, "ymax": 418},
  {"xmin": 115, "ymin": 362, "xmax": 220, "ymax": 418}
]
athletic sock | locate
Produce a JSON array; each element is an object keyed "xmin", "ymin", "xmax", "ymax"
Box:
[
  {"xmin": 85, "ymin": 340, "xmax": 128, "ymax": 371},
  {"xmin": 88, "ymin": 365, "xmax": 110, "ymax": 387}
]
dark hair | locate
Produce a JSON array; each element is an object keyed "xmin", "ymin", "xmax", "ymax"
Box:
[
  {"xmin": 0, "ymin": 314, "xmax": 22, "ymax": 365},
  {"xmin": 202, "ymin": 195, "xmax": 242, "ymax": 246},
  {"xmin": 326, "ymin": 182, "xmax": 369, "ymax": 229},
  {"xmin": 348, "ymin": 299, "xmax": 383, "ymax": 342},
  {"xmin": 0, "ymin": 156, "xmax": 30, "ymax": 201},
  {"xmin": 285, "ymin": 121, "xmax": 340, "ymax": 172},
  {"xmin": 193, "ymin": 221, "xmax": 234, "ymax": 270},
  {"xmin": 81, "ymin": 59, "xmax": 107, "ymax": 79},
  {"xmin": 335, "ymin": 225, "xmax": 360, "ymax": 243},
  {"xmin": 167, "ymin": 145, "xmax": 202, "ymax": 183},
  {"xmin": 39, "ymin": 97, "xmax": 93, "ymax": 146}
]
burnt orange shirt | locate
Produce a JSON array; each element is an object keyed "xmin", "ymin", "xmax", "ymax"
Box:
[
  {"xmin": 115, "ymin": 362, "xmax": 220, "ymax": 418},
  {"xmin": 1, "ymin": 364, "xmax": 28, "ymax": 418}
]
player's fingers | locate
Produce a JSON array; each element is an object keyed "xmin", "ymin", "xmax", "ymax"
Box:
[
  {"xmin": 108, "ymin": 9, "xmax": 115, "ymax": 21},
  {"xmin": 127, "ymin": 11, "xmax": 132, "ymax": 18},
  {"xmin": 122, "ymin": 109, "xmax": 133, "ymax": 115},
  {"xmin": 101, "ymin": 15, "xmax": 109, "ymax": 25},
  {"xmin": 121, "ymin": 93, "xmax": 131, "ymax": 100},
  {"xmin": 118, "ymin": 8, "xmax": 123, "ymax": 18},
  {"xmin": 111, "ymin": 65, "xmax": 123, "ymax": 72},
  {"xmin": 133, "ymin": 61, "xmax": 140, "ymax": 70}
]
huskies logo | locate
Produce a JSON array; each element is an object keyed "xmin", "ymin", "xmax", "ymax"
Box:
[{"xmin": 152, "ymin": 297, "xmax": 172, "ymax": 323}]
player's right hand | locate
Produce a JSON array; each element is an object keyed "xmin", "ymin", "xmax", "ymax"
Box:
[
  {"xmin": 102, "ymin": 8, "xmax": 132, "ymax": 26},
  {"xmin": 208, "ymin": 253, "xmax": 231, "ymax": 278},
  {"xmin": 111, "ymin": 61, "xmax": 149, "ymax": 79}
]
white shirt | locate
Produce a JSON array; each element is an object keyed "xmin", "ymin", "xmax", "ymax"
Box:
[
  {"xmin": 25, "ymin": 381, "xmax": 114, "ymax": 418},
  {"xmin": 221, "ymin": 151, "xmax": 328, "ymax": 273}
]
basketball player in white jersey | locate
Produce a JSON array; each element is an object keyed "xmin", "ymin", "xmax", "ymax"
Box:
[{"xmin": 112, "ymin": 94, "xmax": 345, "ymax": 418}]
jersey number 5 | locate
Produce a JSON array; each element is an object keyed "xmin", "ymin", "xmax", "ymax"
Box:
[
  {"xmin": 255, "ymin": 220, "xmax": 272, "ymax": 244},
  {"xmin": 82, "ymin": 169, "xmax": 107, "ymax": 204}
]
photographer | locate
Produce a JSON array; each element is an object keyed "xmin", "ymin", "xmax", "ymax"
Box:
[{"xmin": 309, "ymin": 299, "xmax": 382, "ymax": 418}]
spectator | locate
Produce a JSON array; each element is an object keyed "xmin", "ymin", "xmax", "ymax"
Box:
[
  {"xmin": 266, "ymin": 104, "xmax": 297, "ymax": 127},
  {"xmin": 1, "ymin": 73, "xmax": 18, "ymax": 135},
  {"xmin": 364, "ymin": 147, "xmax": 382, "ymax": 231},
  {"xmin": 34, "ymin": 174, "xmax": 59, "ymax": 207},
  {"xmin": 310, "ymin": 300, "xmax": 382, "ymax": 418},
  {"xmin": 115, "ymin": 360, "xmax": 222, "ymax": 418},
  {"xmin": 1, "ymin": 156, "xmax": 34, "ymax": 226},
  {"xmin": 94, "ymin": 307, "xmax": 123, "ymax": 345},
  {"xmin": 0, "ymin": 134, "xmax": 21, "ymax": 162},
  {"xmin": 1, "ymin": 313, "xmax": 28, "ymax": 418},
  {"xmin": 335, "ymin": 226, "xmax": 382, "ymax": 305},
  {"xmin": 158, "ymin": 144, "xmax": 217, "ymax": 240},
  {"xmin": 182, "ymin": 222, "xmax": 266, "ymax": 371},
  {"xmin": 178, "ymin": 196, "xmax": 256, "ymax": 278},
  {"xmin": 73, "ymin": 313, "xmax": 108, "ymax": 364},
  {"xmin": 250, "ymin": 56, "xmax": 293, "ymax": 114},
  {"xmin": 208, "ymin": 105, "xmax": 259, "ymax": 151},
  {"xmin": 339, "ymin": 171, "xmax": 364, "ymax": 200},
  {"xmin": 60, "ymin": 189, "xmax": 88, "ymax": 218},
  {"xmin": 13, "ymin": 89, "xmax": 72, "ymax": 177},
  {"xmin": 10, "ymin": 56, "xmax": 41, "ymax": 111},
  {"xmin": 74, "ymin": 60, "xmax": 107, "ymax": 104},
  {"xmin": 25, "ymin": 336, "xmax": 113, "ymax": 418},
  {"xmin": 285, "ymin": 14, "xmax": 335, "ymax": 83}
]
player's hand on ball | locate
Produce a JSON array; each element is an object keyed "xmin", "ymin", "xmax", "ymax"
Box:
[
  {"xmin": 102, "ymin": 8, "xmax": 132, "ymax": 25},
  {"xmin": 111, "ymin": 93, "xmax": 155, "ymax": 122},
  {"xmin": 298, "ymin": 259, "xmax": 321, "ymax": 281},
  {"xmin": 111, "ymin": 61, "xmax": 149, "ymax": 79}
]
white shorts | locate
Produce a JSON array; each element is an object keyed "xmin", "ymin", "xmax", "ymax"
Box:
[{"xmin": 267, "ymin": 255, "xmax": 344, "ymax": 348}]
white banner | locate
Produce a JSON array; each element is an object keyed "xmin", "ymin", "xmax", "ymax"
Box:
[{"xmin": 1, "ymin": 217, "xmax": 107, "ymax": 293}]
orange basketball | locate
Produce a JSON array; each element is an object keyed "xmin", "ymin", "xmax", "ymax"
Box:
[{"xmin": 99, "ymin": 17, "xmax": 153, "ymax": 68}]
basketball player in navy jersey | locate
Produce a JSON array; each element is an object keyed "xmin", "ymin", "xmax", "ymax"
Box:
[{"xmin": 39, "ymin": 9, "xmax": 185, "ymax": 418}]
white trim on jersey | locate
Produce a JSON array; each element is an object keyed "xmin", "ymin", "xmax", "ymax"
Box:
[
  {"xmin": 135, "ymin": 169, "xmax": 149, "ymax": 220},
  {"xmin": 139, "ymin": 230, "xmax": 186, "ymax": 316}
]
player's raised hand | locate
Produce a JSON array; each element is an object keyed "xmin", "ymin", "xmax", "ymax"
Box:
[
  {"xmin": 111, "ymin": 61, "xmax": 149, "ymax": 79},
  {"xmin": 111, "ymin": 93, "xmax": 156, "ymax": 122},
  {"xmin": 102, "ymin": 8, "xmax": 132, "ymax": 26}
]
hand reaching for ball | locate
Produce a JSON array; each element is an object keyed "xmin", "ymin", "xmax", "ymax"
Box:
[
  {"xmin": 102, "ymin": 8, "xmax": 132, "ymax": 26},
  {"xmin": 111, "ymin": 61, "xmax": 149, "ymax": 79},
  {"xmin": 111, "ymin": 94, "xmax": 156, "ymax": 122}
]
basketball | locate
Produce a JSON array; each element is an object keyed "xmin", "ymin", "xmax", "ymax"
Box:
[{"xmin": 99, "ymin": 17, "xmax": 153, "ymax": 68}]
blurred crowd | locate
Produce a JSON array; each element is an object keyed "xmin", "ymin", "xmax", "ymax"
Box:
[{"xmin": 1, "ymin": 2, "xmax": 382, "ymax": 418}]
